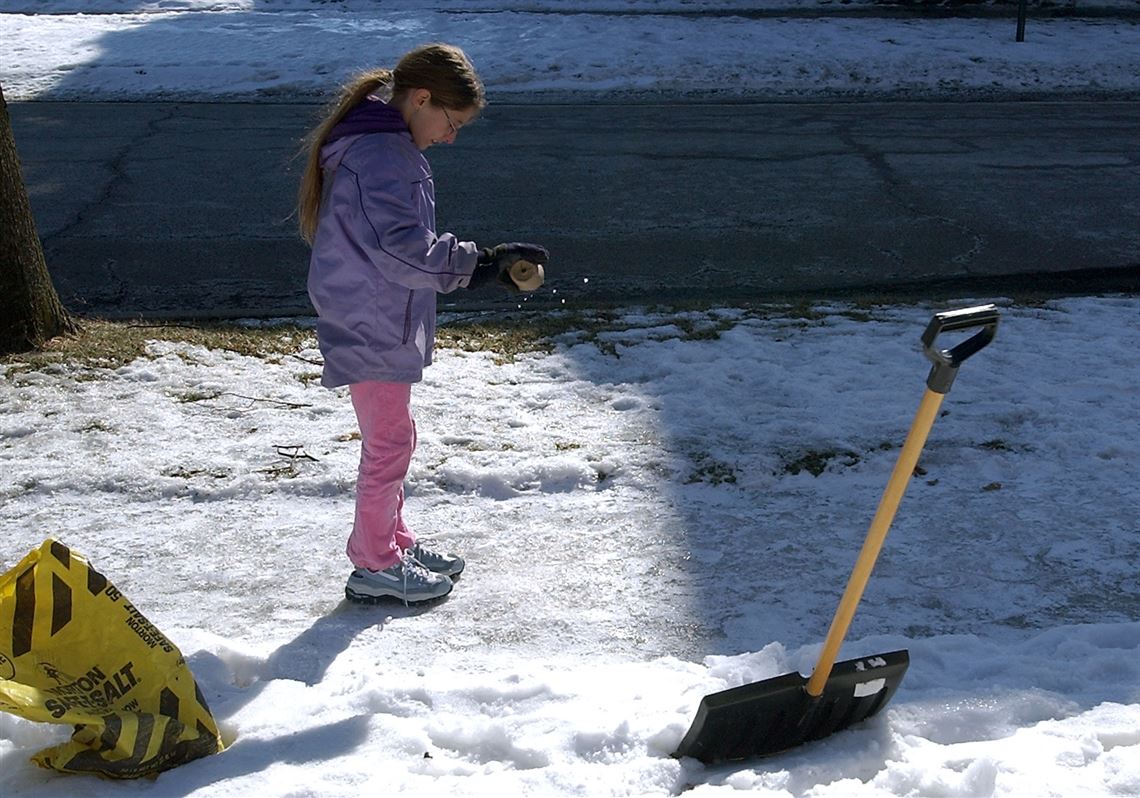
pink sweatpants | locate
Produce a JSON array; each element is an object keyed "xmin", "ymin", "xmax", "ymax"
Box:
[{"xmin": 346, "ymin": 381, "xmax": 417, "ymax": 571}]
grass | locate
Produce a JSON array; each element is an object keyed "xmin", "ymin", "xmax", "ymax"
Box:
[
  {"xmin": 0, "ymin": 315, "xmax": 582, "ymax": 374},
  {"xmin": 685, "ymin": 459, "xmax": 739, "ymax": 486},
  {"xmin": 0, "ymin": 296, "xmax": 952, "ymax": 376},
  {"xmin": 434, "ymin": 318, "xmax": 560, "ymax": 362},
  {"xmin": 782, "ymin": 448, "xmax": 863, "ymax": 477},
  {"xmin": 0, "ymin": 319, "xmax": 315, "ymax": 374}
]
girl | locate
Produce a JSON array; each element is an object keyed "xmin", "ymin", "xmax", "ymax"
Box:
[{"xmin": 298, "ymin": 43, "xmax": 548, "ymax": 604}]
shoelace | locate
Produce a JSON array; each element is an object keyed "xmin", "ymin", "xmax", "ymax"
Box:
[{"xmin": 398, "ymin": 551, "xmax": 434, "ymax": 607}]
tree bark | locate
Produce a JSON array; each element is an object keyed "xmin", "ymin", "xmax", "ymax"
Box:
[{"xmin": 0, "ymin": 82, "xmax": 77, "ymax": 355}]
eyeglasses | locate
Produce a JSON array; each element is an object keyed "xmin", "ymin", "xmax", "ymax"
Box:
[{"xmin": 441, "ymin": 106, "xmax": 460, "ymax": 138}]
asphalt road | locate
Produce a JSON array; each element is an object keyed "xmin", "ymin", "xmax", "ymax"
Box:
[{"xmin": 10, "ymin": 100, "xmax": 1140, "ymax": 318}]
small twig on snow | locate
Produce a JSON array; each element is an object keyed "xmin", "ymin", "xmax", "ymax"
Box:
[
  {"xmin": 274, "ymin": 445, "xmax": 319, "ymax": 462},
  {"xmin": 221, "ymin": 392, "xmax": 313, "ymax": 409}
]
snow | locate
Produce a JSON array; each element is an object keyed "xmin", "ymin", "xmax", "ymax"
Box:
[
  {"xmin": 3, "ymin": 299, "xmax": 1140, "ymax": 796},
  {"xmin": 2, "ymin": 0, "xmax": 1140, "ymax": 101},
  {"xmin": 3, "ymin": 1, "xmax": 1140, "ymax": 795}
]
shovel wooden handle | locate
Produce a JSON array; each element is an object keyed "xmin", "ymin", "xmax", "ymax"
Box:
[
  {"xmin": 806, "ymin": 304, "xmax": 999, "ymax": 699},
  {"xmin": 806, "ymin": 388, "xmax": 943, "ymax": 697}
]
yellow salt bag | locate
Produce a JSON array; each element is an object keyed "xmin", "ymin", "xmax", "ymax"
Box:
[{"xmin": 0, "ymin": 539, "xmax": 223, "ymax": 778}]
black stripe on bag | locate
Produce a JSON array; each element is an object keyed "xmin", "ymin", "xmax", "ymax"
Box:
[
  {"xmin": 159, "ymin": 687, "xmax": 180, "ymax": 721},
  {"xmin": 86, "ymin": 566, "xmax": 108, "ymax": 597},
  {"xmin": 12, "ymin": 566, "xmax": 36, "ymax": 658},
  {"xmin": 51, "ymin": 574, "xmax": 72, "ymax": 636},
  {"xmin": 159, "ymin": 716, "xmax": 184, "ymax": 761},
  {"xmin": 49, "ymin": 541, "xmax": 71, "ymax": 568},
  {"xmin": 98, "ymin": 714, "xmax": 123, "ymax": 752},
  {"xmin": 128, "ymin": 712, "xmax": 157, "ymax": 764},
  {"xmin": 194, "ymin": 682, "xmax": 215, "ymax": 718}
]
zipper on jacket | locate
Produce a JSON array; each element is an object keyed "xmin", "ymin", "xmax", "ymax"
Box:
[{"xmin": 402, "ymin": 291, "xmax": 414, "ymax": 344}]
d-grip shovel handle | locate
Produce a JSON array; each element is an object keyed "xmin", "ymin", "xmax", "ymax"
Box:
[
  {"xmin": 922, "ymin": 304, "xmax": 999, "ymax": 394},
  {"xmin": 804, "ymin": 304, "xmax": 999, "ymax": 699}
]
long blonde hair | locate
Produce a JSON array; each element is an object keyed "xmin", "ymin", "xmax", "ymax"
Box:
[{"xmin": 297, "ymin": 43, "xmax": 486, "ymax": 245}]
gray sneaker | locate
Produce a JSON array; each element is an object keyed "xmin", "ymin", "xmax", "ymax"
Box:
[
  {"xmin": 345, "ymin": 554, "xmax": 453, "ymax": 604},
  {"xmin": 407, "ymin": 541, "xmax": 465, "ymax": 578}
]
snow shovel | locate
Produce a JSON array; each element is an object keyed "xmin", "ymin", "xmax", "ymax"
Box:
[{"xmin": 674, "ymin": 304, "xmax": 999, "ymax": 765}]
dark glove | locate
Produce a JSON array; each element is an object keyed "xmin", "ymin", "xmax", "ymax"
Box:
[{"xmin": 468, "ymin": 242, "xmax": 549, "ymax": 291}]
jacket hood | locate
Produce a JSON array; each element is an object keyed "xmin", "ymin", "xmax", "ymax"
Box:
[
  {"xmin": 320, "ymin": 99, "xmax": 411, "ymax": 169},
  {"xmin": 328, "ymin": 98, "xmax": 409, "ymax": 143}
]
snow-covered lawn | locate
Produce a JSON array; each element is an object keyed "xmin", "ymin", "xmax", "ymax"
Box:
[
  {"xmin": 3, "ymin": 298, "xmax": 1139, "ymax": 796},
  {"xmin": 3, "ymin": 0, "xmax": 1140, "ymax": 101}
]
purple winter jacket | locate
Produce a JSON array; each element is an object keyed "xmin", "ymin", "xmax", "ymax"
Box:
[{"xmin": 307, "ymin": 100, "xmax": 480, "ymax": 388}]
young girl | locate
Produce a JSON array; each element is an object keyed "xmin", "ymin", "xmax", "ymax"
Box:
[{"xmin": 297, "ymin": 43, "xmax": 548, "ymax": 605}]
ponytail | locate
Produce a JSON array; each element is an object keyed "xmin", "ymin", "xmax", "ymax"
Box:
[{"xmin": 296, "ymin": 69, "xmax": 393, "ymax": 244}]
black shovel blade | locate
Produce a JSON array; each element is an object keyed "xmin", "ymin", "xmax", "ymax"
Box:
[{"xmin": 673, "ymin": 649, "xmax": 909, "ymax": 764}]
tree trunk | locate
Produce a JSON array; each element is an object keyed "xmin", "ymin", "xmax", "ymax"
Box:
[{"xmin": 0, "ymin": 82, "xmax": 77, "ymax": 355}]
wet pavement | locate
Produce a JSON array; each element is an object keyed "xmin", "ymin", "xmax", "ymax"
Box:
[{"xmin": 10, "ymin": 99, "xmax": 1140, "ymax": 318}]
